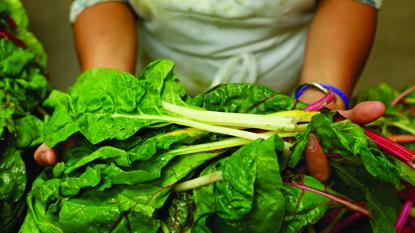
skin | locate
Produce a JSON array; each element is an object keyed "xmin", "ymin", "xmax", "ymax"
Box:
[
  {"xmin": 73, "ymin": 2, "xmax": 137, "ymax": 73},
  {"xmin": 306, "ymin": 134, "xmax": 331, "ymax": 182},
  {"xmin": 305, "ymin": 101, "xmax": 386, "ymax": 182},
  {"xmin": 299, "ymin": 0, "xmax": 377, "ymax": 109},
  {"xmin": 34, "ymin": 2, "xmax": 137, "ymax": 166},
  {"xmin": 34, "ymin": 1, "xmax": 382, "ymax": 183},
  {"xmin": 299, "ymin": 0, "xmax": 377, "ymax": 181}
]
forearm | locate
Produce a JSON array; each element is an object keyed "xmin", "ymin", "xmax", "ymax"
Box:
[
  {"xmin": 299, "ymin": 0, "xmax": 377, "ymax": 108},
  {"xmin": 73, "ymin": 2, "xmax": 137, "ymax": 73}
]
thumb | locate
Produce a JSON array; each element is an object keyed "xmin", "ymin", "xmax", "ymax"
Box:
[
  {"xmin": 34, "ymin": 143, "xmax": 58, "ymax": 166},
  {"xmin": 305, "ymin": 134, "xmax": 331, "ymax": 182},
  {"xmin": 338, "ymin": 101, "xmax": 385, "ymax": 125}
]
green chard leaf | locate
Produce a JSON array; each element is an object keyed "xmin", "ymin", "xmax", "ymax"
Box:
[
  {"xmin": 44, "ymin": 60, "xmax": 187, "ymax": 147},
  {"xmin": 281, "ymin": 176, "xmax": 334, "ymax": 233},
  {"xmin": 0, "ymin": 148, "xmax": 25, "ymax": 202},
  {"xmin": 162, "ymin": 192, "xmax": 194, "ymax": 233},
  {"xmin": 192, "ymin": 136, "xmax": 286, "ymax": 233},
  {"xmin": 191, "ymin": 83, "xmax": 303, "ymax": 114},
  {"xmin": 331, "ymin": 162, "xmax": 400, "ymax": 233},
  {"xmin": 14, "ymin": 115, "xmax": 43, "ymax": 148},
  {"xmin": 22, "ymin": 120, "xmax": 224, "ymax": 233},
  {"xmin": 290, "ymin": 113, "xmax": 400, "ymax": 186},
  {"xmin": 1, "ymin": 1, "xmax": 50, "ymax": 231}
]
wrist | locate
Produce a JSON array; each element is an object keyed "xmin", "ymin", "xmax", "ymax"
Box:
[
  {"xmin": 298, "ymin": 88, "xmax": 347, "ymax": 110},
  {"xmin": 296, "ymin": 83, "xmax": 349, "ymax": 110}
]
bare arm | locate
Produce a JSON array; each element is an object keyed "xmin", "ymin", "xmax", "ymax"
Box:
[
  {"xmin": 33, "ymin": 2, "xmax": 138, "ymax": 166},
  {"xmin": 299, "ymin": 0, "xmax": 378, "ymax": 182},
  {"xmin": 73, "ymin": 2, "xmax": 137, "ymax": 73},
  {"xmin": 299, "ymin": 0, "xmax": 377, "ymax": 109}
]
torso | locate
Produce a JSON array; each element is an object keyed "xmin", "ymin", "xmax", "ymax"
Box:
[{"xmin": 129, "ymin": 0, "xmax": 316, "ymax": 95}]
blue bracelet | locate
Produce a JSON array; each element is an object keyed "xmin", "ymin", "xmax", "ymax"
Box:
[{"xmin": 295, "ymin": 83, "xmax": 350, "ymax": 109}]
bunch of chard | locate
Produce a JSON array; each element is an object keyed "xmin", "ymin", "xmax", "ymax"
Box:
[
  {"xmin": 20, "ymin": 60, "xmax": 414, "ymax": 233},
  {"xmin": 354, "ymin": 84, "xmax": 415, "ymax": 233},
  {"xmin": 0, "ymin": 0, "xmax": 50, "ymax": 232},
  {"xmin": 355, "ymin": 84, "xmax": 415, "ymax": 149}
]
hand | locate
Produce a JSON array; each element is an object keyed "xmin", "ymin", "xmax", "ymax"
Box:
[
  {"xmin": 33, "ymin": 136, "xmax": 76, "ymax": 166},
  {"xmin": 304, "ymin": 101, "xmax": 386, "ymax": 182},
  {"xmin": 33, "ymin": 144, "xmax": 57, "ymax": 166}
]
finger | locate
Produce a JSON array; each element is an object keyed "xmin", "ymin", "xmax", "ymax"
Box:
[
  {"xmin": 305, "ymin": 134, "xmax": 331, "ymax": 182},
  {"xmin": 338, "ymin": 101, "xmax": 385, "ymax": 125},
  {"xmin": 34, "ymin": 143, "xmax": 58, "ymax": 166}
]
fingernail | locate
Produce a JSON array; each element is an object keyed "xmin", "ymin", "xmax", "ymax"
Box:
[
  {"xmin": 308, "ymin": 135, "xmax": 316, "ymax": 150},
  {"xmin": 40, "ymin": 151, "xmax": 48, "ymax": 164},
  {"xmin": 337, "ymin": 109, "xmax": 350, "ymax": 119}
]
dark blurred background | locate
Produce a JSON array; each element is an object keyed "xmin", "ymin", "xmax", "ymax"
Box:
[{"xmin": 21, "ymin": 0, "xmax": 414, "ymax": 92}]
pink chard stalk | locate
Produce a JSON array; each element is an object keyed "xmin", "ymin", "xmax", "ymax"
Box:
[
  {"xmin": 396, "ymin": 186, "xmax": 415, "ymax": 233},
  {"xmin": 285, "ymin": 182, "xmax": 373, "ymax": 218},
  {"xmin": 303, "ymin": 90, "xmax": 336, "ymax": 111}
]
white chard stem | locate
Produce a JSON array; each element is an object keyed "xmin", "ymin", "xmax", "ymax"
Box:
[{"xmin": 175, "ymin": 171, "xmax": 223, "ymax": 192}]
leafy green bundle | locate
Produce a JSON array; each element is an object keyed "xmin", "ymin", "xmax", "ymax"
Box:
[
  {"xmin": 355, "ymin": 83, "xmax": 415, "ymax": 232},
  {"xmin": 355, "ymin": 83, "xmax": 415, "ymax": 150},
  {"xmin": 20, "ymin": 60, "xmax": 414, "ymax": 233},
  {"xmin": 0, "ymin": 0, "xmax": 50, "ymax": 231}
]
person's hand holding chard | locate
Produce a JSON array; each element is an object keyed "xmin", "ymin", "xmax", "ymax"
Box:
[
  {"xmin": 299, "ymin": 0, "xmax": 381, "ymax": 181},
  {"xmin": 34, "ymin": 0, "xmax": 385, "ymax": 184}
]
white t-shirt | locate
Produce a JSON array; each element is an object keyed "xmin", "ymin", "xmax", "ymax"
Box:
[{"xmin": 70, "ymin": 0, "xmax": 381, "ymax": 95}]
